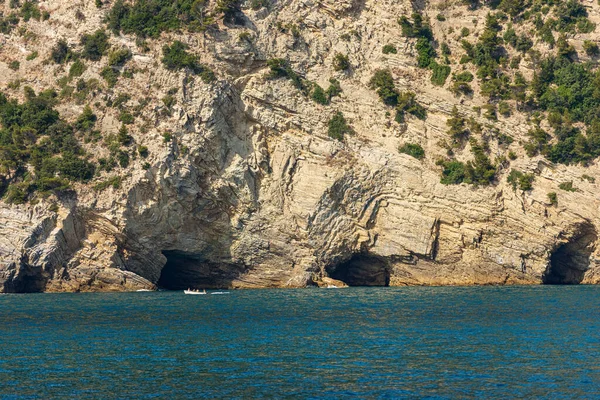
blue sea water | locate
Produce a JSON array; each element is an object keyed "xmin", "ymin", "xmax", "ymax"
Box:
[{"xmin": 0, "ymin": 286, "xmax": 599, "ymax": 399}]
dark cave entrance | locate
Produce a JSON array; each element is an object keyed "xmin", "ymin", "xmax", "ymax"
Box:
[
  {"xmin": 4, "ymin": 264, "xmax": 48, "ymax": 293},
  {"xmin": 542, "ymin": 224, "xmax": 597, "ymax": 285},
  {"xmin": 158, "ymin": 250, "xmax": 243, "ymax": 290},
  {"xmin": 327, "ymin": 254, "xmax": 390, "ymax": 287}
]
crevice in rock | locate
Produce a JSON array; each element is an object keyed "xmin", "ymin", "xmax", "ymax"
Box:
[
  {"xmin": 157, "ymin": 250, "xmax": 245, "ymax": 290},
  {"xmin": 542, "ymin": 222, "xmax": 597, "ymax": 285},
  {"xmin": 326, "ymin": 254, "xmax": 390, "ymax": 287}
]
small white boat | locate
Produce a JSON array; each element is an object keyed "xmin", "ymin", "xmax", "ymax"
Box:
[
  {"xmin": 184, "ymin": 290, "xmax": 207, "ymax": 295},
  {"xmin": 211, "ymin": 292, "xmax": 229, "ymax": 295},
  {"xmin": 136, "ymin": 289, "xmax": 152, "ymax": 292}
]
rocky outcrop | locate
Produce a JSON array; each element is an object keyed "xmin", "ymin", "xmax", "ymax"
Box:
[{"xmin": 1, "ymin": 0, "xmax": 600, "ymax": 291}]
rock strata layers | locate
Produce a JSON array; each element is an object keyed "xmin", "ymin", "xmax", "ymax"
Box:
[{"xmin": 1, "ymin": 0, "xmax": 600, "ymax": 291}]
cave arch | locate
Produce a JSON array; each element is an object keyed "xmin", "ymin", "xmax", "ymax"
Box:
[
  {"xmin": 542, "ymin": 223, "xmax": 597, "ymax": 285},
  {"xmin": 157, "ymin": 250, "xmax": 244, "ymax": 290},
  {"xmin": 327, "ymin": 254, "xmax": 390, "ymax": 287}
]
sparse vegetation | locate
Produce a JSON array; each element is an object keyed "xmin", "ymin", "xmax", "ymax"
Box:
[
  {"xmin": 328, "ymin": 112, "xmax": 352, "ymax": 141},
  {"xmin": 558, "ymin": 181, "xmax": 578, "ymax": 192},
  {"xmin": 507, "ymin": 169, "xmax": 535, "ymax": 191},
  {"xmin": 382, "ymin": 44, "xmax": 397, "ymax": 54},
  {"xmin": 399, "ymin": 143, "xmax": 425, "ymax": 160},
  {"xmin": 162, "ymin": 41, "xmax": 216, "ymax": 83},
  {"xmin": 333, "ymin": 53, "xmax": 350, "ymax": 72}
]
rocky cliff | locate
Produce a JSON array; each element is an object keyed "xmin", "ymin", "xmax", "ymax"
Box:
[{"xmin": 1, "ymin": 0, "xmax": 600, "ymax": 292}]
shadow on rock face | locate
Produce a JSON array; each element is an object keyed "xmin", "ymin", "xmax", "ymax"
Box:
[
  {"xmin": 327, "ymin": 254, "xmax": 390, "ymax": 287},
  {"xmin": 157, "ymin": 250, "xmax": 245, "ymax": 290},
  {"xmin": 543, "ymin": 222, "xmax": 598, "ymax": 285}
]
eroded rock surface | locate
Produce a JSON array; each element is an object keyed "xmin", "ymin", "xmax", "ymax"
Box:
[{"xmin": 1, "ymin": 0, "xmax": 600, "ymax": 291}]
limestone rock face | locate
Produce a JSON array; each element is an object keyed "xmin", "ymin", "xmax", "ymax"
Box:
[{"xmin": 2, "ymin": 0, "xmax": 600, "ymax": 291}]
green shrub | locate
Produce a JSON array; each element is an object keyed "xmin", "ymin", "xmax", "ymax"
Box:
[
  {"xmin": 215, "ymin": 0, "xmax": 242, "ymax": 23},
  {"xmin": 446, "ymin": 106, "xmax": 468, "ymax": 144},
  {"xmin": 369, "ymin": 69, "xmax": 399, "ymax": 106},
  {"xmin": 8, "ymin": 61, "xmax": 19, "ymax": 71},
  {"xmin": 498, "ymin": 101, "xmax": 511, "ymax": 117},
  {"xmin": 0, "ymin": 12, "xmax": 20, "ymax": 34},
  {"xmin": 108, "ymin": 48, "xmax": 132, "ymax": 67},
  {"xmin": 75, "ymin": 105, "xmax": 97, "ymax": 132},
  {"xmin": 507, "ymin": 169, "xmax": 534, "ymax": 191},
  {"xmin": 80, "ymin": 30, "xmax": 109, "ymax": 61},
  {"xmin": 558, "ymin": 181, "xmax": 578, "ymax": 192},
  {"xmin": 266, "ymin": 58, "xmax": 307, "ymax": 93},
  {"xmin": 416, "ymin": 37, "xmax": 435, "ymax": 68},
  {"xmin": 51, "ymin": 40, "xmax": 72, "ymax": 64},
  {"xmin": 328, "ymin": 112, "xmax": 352, "ymax": 141},
  {"xmin": 399, "ymin": 143, "xmax": 425, "ymax": 160},
  {"xmin": 100, "ymin": 67, "xmax": 120, "ymax": 88},
  {"xmin": 250, "ymin": 0, "xmax": 269, "ymax": 10},
  {"xmin": 333, "ymin": 53, "xmax": 350, "ymax": 71},
  {"xmin": 438, "ymin": 160, "xmax": 467, "ymax": 184},
  {"xmin": 311, "ymin": 84, "xmax": 328, "ymax": 105},
  {"xmin": 108, "ymin": 0, "xmax": 215, "ymax": 38},
  {"xmin": 396, "ymin": 92, "xmax": 426, "ymax": 121},
  {"xmin": 547, "ymin": 192, "xmax": 558, "ymax": 206},
  {"xmin": 454, "ymin": 71, "xmax": 474, "ymax": 83},
  {"xmin": 69, "ymin": 60, "xmax": 86, "ymax": 78},
  {"xmin": 238, "ymin": 31, "xmax": 252, "ymax": 42},
  {"xmin": 21, "ymin": 1, "xmax": 41, "ymax": 21},
  {"xmin": 162, "ymin": 94, "xmax": 176, "ymax": 109},
  {"xmin": 430, "ymin": 62, "xmax": 451, "ymax": 86},
  {"xmin": 93, "ymin": 176, "xmax": 122, "ymax": 191},
  {"xmin": 162, "ymin": 41, "xmax": 216, "ymax": 83},
  {"xmin": 119, "ymin": 111, "xmax": 134, "ymax": 124},
  {"xmin": 382, "ymin": 44, "xmax": 397, "ymax": 54},
  {"xmin": 26, "ymin": 51, "xmax": 38, "ymax": 61},
  {"xmin": 326, "ymin": 78, "xmax": 342, "ymax": 99},
  {"xmin": 581, "ymin": 174, "xmax": 595, "ymax": 183},
  {"xmin": 583, "ymin": 40, "xmax": 599, "ymax": 56},
  {"xmin": 138, "ymin": 145, "xmax": 149, "ymax": 158},
  {"xmin": 117, "ymin": 150, "xmax": 130, "ymax": 168},
  {"xmin": 117, "ymin": 125, "xmax": 132, "ymax": 145}
]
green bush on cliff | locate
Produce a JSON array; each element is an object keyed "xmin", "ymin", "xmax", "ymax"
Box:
[
  {"xmin": 108, "ymin": 0, "xmax": 215, "ymax": 37},
  {"xmin": 0, "ymin": 88, "xmax": 96, "ymax": 202},
  {"xmin": 399, "ymin": 143, "xmax": 425, "ymax": 160},
  {"xmin": 162, "ymin": 41, "xmax": 216, "ymax": 83},
  {"xmin": 328, "ymin": 112, "xmax": 352, "ymax": 141},
  {"xmin": 507, "ymin": 169, "xmax": 534, "ymax": 191},
  {"xmin": 80, "ymin": 30, "xmax": 110, "ymax": 61},
  {"xmin": 266, "ymin": 58, "xmax": 308, "ymax": 93}
]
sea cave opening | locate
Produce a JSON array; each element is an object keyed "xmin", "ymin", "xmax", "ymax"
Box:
[
  {"xmin": 158, "ymin": 250, "xmax": 243, "ymax": 290},
  {"xmin": 542, "ymin": 224, "xmax": 597, "ymax": 285},
  {"xmin": 327, "ymin": 254, "xmax": 390, "ymax": 287}
]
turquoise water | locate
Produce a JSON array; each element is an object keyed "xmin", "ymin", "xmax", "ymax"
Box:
[{"xmin": 1, "ymin": 286, "xmax": 599, "ymax": 399}]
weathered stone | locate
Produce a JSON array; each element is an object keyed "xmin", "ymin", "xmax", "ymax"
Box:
[{"xmin": 1, "ymin": 0, "xmax": 600, "ymax": 291}]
